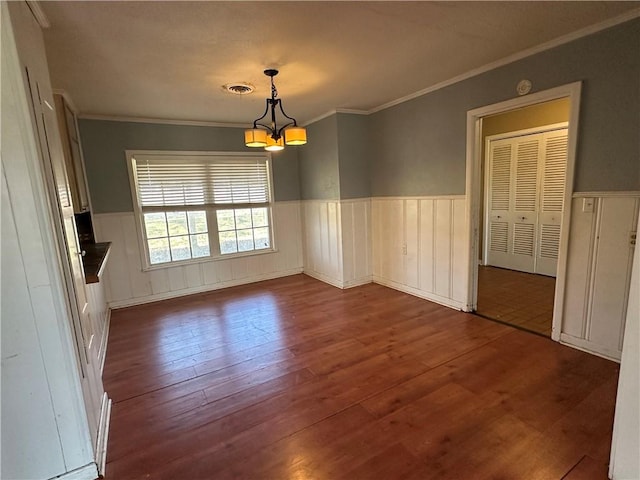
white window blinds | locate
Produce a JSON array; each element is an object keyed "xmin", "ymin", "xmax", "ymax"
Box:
[{"xmin": 133, "ymin": 155, "xmax": 270, "ymax": 207}]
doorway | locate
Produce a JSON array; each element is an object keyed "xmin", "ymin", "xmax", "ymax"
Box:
[
  {"xmin": 465, "ymin": 82, "xmax": 582, "ymax": 342},
  {"xmin": 477, "ymin": 100, "xmax": 569, "ymax": 336}
]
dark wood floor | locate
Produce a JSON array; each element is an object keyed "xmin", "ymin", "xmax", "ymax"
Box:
[
  {"xmin": 103, "ymin": 274, "xmax": 619, "ymax": 480},
  {"xmin": 477, "ymin": 265, "xmax": 556, "ymax": 336}
]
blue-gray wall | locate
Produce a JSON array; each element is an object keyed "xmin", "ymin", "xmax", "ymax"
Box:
[
  {"xmin": 78, "ymin": 120, "xmax": 300, "ymax": 213},
  {"xmin": 80, "ymin": 19, "xmax": 639, "ymax": 208},
  {"xmin": 298, "ymin": 115, "xmax": 340, "ymax": 200},
  {"xmin": 369, "ymin": 18, "xmax": 640, "ymax": 196},
  {"xmin": 298, "ymin": 112, "xmax": 371, "ymax": 200},
  {"xmin": 337, "ymin": 113, "xmax": 370, "ymax": 199}
]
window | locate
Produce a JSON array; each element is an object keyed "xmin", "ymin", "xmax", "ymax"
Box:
[{"xmin": 129, "ymin": 151, "xmax": 273, "ymax": 268}]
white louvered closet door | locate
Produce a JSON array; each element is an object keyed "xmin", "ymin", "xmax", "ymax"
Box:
[
  {"xmin": 536, "ymin": 131, "xmax": 568, "ymax": 276},
  {"xmin": 485, "ymin": 127, "xmax": 567, "ymax": 277},
  {"xmin": 486, "ymin": 141, "xmax": 515, "ymax": 271}
]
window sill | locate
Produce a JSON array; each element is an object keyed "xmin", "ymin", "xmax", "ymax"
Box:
[{"xmin": 141, "ymin": 247, "xmax": 278, "ymax": 272}]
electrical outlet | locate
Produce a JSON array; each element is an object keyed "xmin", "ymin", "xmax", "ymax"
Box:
[
  {"xmin": 630, "ymin": 231, "xmax": 637, "ymax": 247},
  {"xmin": 402, "ymin": 244, "xmax": 407, "ymax": 255}
]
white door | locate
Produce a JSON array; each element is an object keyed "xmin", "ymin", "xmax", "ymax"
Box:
[
  {"xmin": 24, "ymin": 68, "xmax": 104, "ymax": 448},
  {"xmin": 536, "ymin": 131, "xmax": 568, "ymax": 276},
  {"xmin": 485, "ymin": 127, "xmax": 567, "ymax": 277}
]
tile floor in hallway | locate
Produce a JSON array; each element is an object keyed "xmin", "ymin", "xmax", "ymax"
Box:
[{"xmin": 477, "ymin": 265, "xmax": 556, "ymax": 336}]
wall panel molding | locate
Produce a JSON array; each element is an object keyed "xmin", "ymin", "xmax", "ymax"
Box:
[
  {"xmin": 341, "ymin": 199, "xmax": 373, "ymax": 287},
  {"xmin": 372, "ymin": 196, "xmax": 468, "ymax": 310},
  {"xmin": 301, "ymin": 198, "xmax": 372, "ymax": 288},
  {"xmin": 302, "ymin": 195, "xmax": 468, "ymax": 307},
  {"xmin": 372, "ymin": 195, "xmax": 466, "ymax": 201},
  {"xmin": 94, "ymin": 201, "xmax": 303, "ymax": 308},
  {"xmin": 96, "ymin": 193, "xmax": 635, "ymax": 365},
  {"xmin": 561, "ymin": 194, "xmax": 639, "ymax": 361},
  {"xmin": 573, "ymin": 191, "xmax": 640, "ymax": 198}
]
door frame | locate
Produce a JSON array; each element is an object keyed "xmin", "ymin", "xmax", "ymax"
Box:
[{"xmin": 464, "ymin": 81, "xmax": 582, "ymax": 341}]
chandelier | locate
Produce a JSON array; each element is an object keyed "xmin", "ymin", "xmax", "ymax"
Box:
[{"xmin": 244, "ymin": 69, "xmax": 307, "ymax": 152}]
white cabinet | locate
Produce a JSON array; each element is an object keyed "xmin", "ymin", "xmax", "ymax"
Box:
[{"xmin": 55, "ymin": 93, "xmax": 90, "ymax": 214}]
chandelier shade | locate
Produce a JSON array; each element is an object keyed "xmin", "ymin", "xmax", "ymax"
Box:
[
  {"xmin": 265, "ymin": 135, "xmax": 284, "ymax": 151},
  {"xmin": 244, "ymin": 129, "xmax": 267, "ymax": 147},
  {"xmin": 245, "ymin": 69, "xmax": 307, "ymax": 151},
  {"xmin": 284, "ymin": 126, "xmax": 307, "ymax": 146}
]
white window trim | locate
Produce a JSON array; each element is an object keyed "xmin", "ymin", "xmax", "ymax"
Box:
[{"xmin": 126, "ymin": 150, "xmax": 277, "ymax": 271}]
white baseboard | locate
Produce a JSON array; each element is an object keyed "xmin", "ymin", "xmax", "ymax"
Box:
[
  {"xmin": 49, "ymin": 463, "xmax": 98, "ymax": 480},
  {"xmin": 302, "ymin": 270, "xmax": 373, "ymax": 290},
  {"xmin": 560, "ymin": 333, "xmax": 621, "ymax": 362},
  {"xmin": 95, "ymin": 392, "xmax": 112, "ymax": 478},
  {"xmin": 343, "ymin": 275, "xmax": 374, "ymax": 289},
  {"xmin": 304, "ymin": 270, "xmax": 466, "ymax": 310},
  {"xmin": 109, "ymin": 268, "xmax": 303, "ymax": 309},
  {"xmin": 303, "ymin": 269, "xmax": 346, "ymax": 289},
  {"xmin": 372, "ymin": 275, "xmax": 466, "ymax": 311}
]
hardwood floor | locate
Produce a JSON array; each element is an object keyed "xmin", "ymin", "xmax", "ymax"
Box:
[
  {"xmin": 103, "ymin": 274, "xmax": 618, "ymax": 479},
  {"xmin": 477, "ymin": 265, "xmax": 556, "ymax": 336}
]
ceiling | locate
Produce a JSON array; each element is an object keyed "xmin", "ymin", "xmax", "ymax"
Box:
[{"xmin": 40, "ymin": 1, "xmax": 639, "ymax": 125}]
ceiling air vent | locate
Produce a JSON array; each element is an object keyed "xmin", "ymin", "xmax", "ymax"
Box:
[{"xmin": 223, "ymin": 83, "xmax": 254, "ymax": 95}]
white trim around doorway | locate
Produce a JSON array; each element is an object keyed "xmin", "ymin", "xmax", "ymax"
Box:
[{"xmin": 464, "ymin": 81, "xmax": 582, "ymax": 342}]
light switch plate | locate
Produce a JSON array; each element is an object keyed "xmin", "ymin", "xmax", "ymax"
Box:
[{"xmin": 582, "ymin": 197, "xmax": 594, "ymax": 213}]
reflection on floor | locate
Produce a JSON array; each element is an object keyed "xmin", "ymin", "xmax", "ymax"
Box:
[{"xmin": 477, "ymin": 265, "xmax": 556, "ymax": 336}]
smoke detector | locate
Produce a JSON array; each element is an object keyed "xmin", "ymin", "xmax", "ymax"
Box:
[{"xmin": 223, "ymin": 83, "xmax": 255, "ymax": 95}]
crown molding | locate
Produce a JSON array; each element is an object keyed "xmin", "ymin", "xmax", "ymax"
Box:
[
  {"xmin": 80, "ymin": 110, "xmax": 368, "ymax": 129},
  {"xmin": 370, "ymin": 8, "xmax": 640, "ymax": 114},
  {"xmin": 303, "ymin": 108, "xmax": 368, "ymax": 127},
  {"xmin": 302, "ymin": 109, "xmax": 339, "ymax": 126},
  {"xmin": 26, "ymin": 1, "xmax": 50, "ymax": 28},
  {"xmin": 335, "ymin": 108, "xmax": 369, "ymax": 116},
  {"xmin": 77, "ymin": 114, "xmax": 246, "ymax": 128},
  {"xmin": 305, "ymin": 9, "xmax": 640, "ymax": 124},
  {"xmin": 73, "ymin": 8, "xmax": 639, "ymax": 128}
]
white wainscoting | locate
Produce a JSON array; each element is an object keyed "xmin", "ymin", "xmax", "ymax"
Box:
[
  {"xmin": 341, "ymin": 200, "xmax": 373, "ymax": 287},
  {"xmin": 95, "ymin": 192, "xmax": 637, "ymax": 363},
  {"xmin": 561, "ymin": 193, "xmax": 639, "ymax": 361},
  {"xmin": 93, "ymin": 201, "xmax": 303, "ymax": 308},
  {"xmin": 301, "ymin": 199, "xmax": 372, "ymax": 288},
  {"xmin": 301, "ymin": 200, "xmax": 343, "ymax": 287},
  {"xmin": 372, "ymin": 196, "xmax": 469, "ymax": 310}
]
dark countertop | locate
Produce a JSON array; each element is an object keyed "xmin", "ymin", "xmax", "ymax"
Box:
[{"xmin": 82, "ymin": 242, "xmax": 111, "ymax": 284}]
